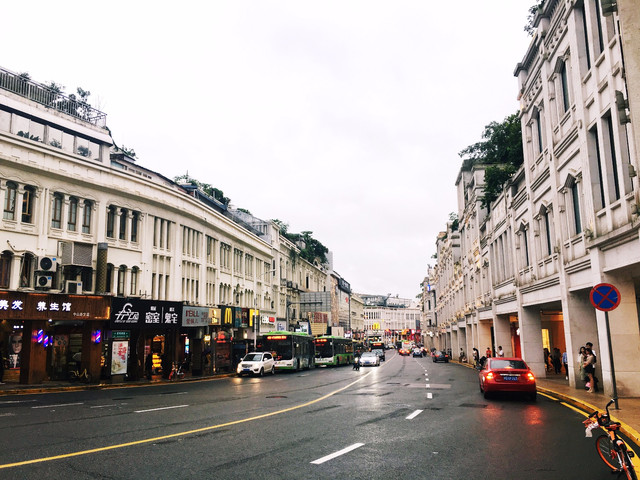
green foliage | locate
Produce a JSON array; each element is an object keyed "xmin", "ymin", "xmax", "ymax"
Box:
[
  {"xmin": 271, "ymin": 221, "xmax": 329, "ymax": 266},
  {"xmin": 524, "ymin": 3, "xmax": 544, "ymax": 37},
  {"xmin": 459, "ymin": 112, "xmax": 523, "ymax": 209},
  {"xmin": 174, "ymin": 174, "xmax": 231, "ymax": 205},
  {"xmin": 449, "ymin": 212, "xmax": 459, "ymax": 231},
  {"xmin": 236, "ymin": 208, "xmax": 252, "ymax": 215}
]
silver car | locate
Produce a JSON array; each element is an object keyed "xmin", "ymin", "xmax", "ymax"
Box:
[{"xmin": 359, "ymin": 351, "xmax": 380, "ymax": 367}]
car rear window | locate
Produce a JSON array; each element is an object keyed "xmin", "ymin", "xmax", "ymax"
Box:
[{"xmin": 490, "ymin": 359, "xmax": 527, "ymax": 369}]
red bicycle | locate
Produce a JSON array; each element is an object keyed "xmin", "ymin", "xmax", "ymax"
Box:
[{"xmin": 583, "ymin": 398, "xmax": 637, "ymax": 480}]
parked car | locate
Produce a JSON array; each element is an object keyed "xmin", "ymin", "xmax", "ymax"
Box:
[
  {"xmin": 236, "ymin": 352, "xmax": 275, "ymax": 376},
  {"xmin": 412, "ymin": 348, "xmax": 423, "ymax": 357},
  {"xmin": 359, "ymin": 351, "xmax": 380, "ymax": 367},
  {"xmin": 372, "ymin": 349, "xmax": 385, "ymax": 361},
  {"xmin": 432, "ymin": 350, "xmax": 449, "ymax": 363},
  {"xmin": 478, "ymin": 357, "xmax": 537, "ymax": 400},
  {"xmin": 398, "ymin": 348, "xmax": 411, "ymax": 356}
]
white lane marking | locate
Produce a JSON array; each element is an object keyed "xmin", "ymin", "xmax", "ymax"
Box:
[
  {"xmin": 311, "ymin": 443, "xmax": 365, "ymax": 465},
  {"xmin": 425, "ymin": 384, "xmax": 430, "ymax": 388},
  {"xmin": 427, "ymin": 392, "xmax": 433, "ymax": 399},
  {"xmin": 0, "ymin": 400, "xmax": 37, "ymax": 405},
  {"xmin": 135, "ymin": 404, "xmax": 188, "ymax": 413},
  {"xmin": 32, "ymin": 402, "xmax": 83, "ymax": 409},
  {"xmin": 91, "ymin": 404, "xmax": 127, "ymax": 409},
  {"xmin": 406, "ymin": 409, "xmax": 423, "ymax": 420},
  {"xmin": 0, "ymin": 413, "xmax": 16, "ymax": 417}
]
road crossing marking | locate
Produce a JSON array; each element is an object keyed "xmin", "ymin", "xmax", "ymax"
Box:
[
  {"xmin": 406, "ymin": 409, "xmax": 423, "ymax": 420},
  {"xmin": 135, "ymin": 405, "xmax": 188, "ymax": 413},
  {"xmin": 427, "ymin": 392, "xmax": 433, "ymax": 399},
  {"xmin": 310, "ymin": 443, "xmax": 364, "ymax": 464}
]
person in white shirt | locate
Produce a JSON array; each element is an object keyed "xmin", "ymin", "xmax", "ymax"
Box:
[{"xmin": 497, "ymin": 346, "xmax": 504, "ymax": 357}]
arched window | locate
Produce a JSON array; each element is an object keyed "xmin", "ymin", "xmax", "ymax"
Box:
[
  {"xmin": 19, "ymin": 252, "xmax": 35, "ymax": 287},
  {"xmin": 51, "ymin": 193, "xmax": 63, "ymax": 229},
  {"xmin": 0, "ymin": 250, "xmax": 13, "ymax": 288},
  {"xmin": 106, "ymin": 205, "xmax": 117, "ymax": 238},
  {"xmin": 22, "ymin": 185, "xmax": 36, "ymax": 224},
  {"xmin": 130, "ymin": 266, "xmax": 139, "ymax": 296},
  {"xmin": 119, "ymin": 208, "xmax": 127, "ymax": 240},
  {"xmin": 3, "ymin": 181, "xmax": 17, "ymax": 220},
  {"xmin": 117, "ymin": 265, "xmax": 126, "ymax": 296},
  {"xmin": 82, "ymin": 200, "xmax": 92, "ymax": 234},
  {"xmin": 68, "ymin": 196, "xmax": 78, "ymax": 231}
]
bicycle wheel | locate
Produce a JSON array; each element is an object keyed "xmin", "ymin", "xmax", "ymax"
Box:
[
  {"xmin": 596, "ymin": 434, "xmax": 621, "ymax": 470},
  {"xmin": 622, "ymin": 451, "xmax": 638, "ymax": 480}
]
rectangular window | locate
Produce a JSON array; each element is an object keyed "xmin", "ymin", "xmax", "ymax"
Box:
[
  {"xmin": 605, "ymin": 115, "xmax": 621, "ymax": 201},
  {"xmin": 523, "ymin": 231, "xmax": 530, "ymax": 267},
  {"xmin": 22, "ymin": 186, "xmax": 35, "ymax": 224},
  {"xmin": 82, "ymin": 201, "xmax": 92, "ymax": 234},
  {"xmin": 119, "ymin": 209, "xmax": 127, "ymax": 240},
  {"xmin": 560, "ymin": 63, "xmax": 570, "ymax": 113},
  {"xmin": 106, "ymin": 206, "xmax": 116, "ymax": 238},
  {"xmin": 68, "ymin": 197, "xmax": 78, "ymax": 231},
  {"xmin": 131, "ymin": 212, "xmax": 139, "ymax": 243},
  {"xmin": 51, "ymin": 194, "xmax": 62, "ymax": 229},
  {"xmin": 580, "ymin": 3, "xmax": 591, "ymax": 70},
  {"xmin": 544, "ymin": 211, "xmax": 552, "ymax": 256},
  {"xmin": 589, "ymin": 124, "xmax": 606, "ymax": 210},
  {"xmin": 594, "ymin": 0, "xmax": 604, "ymax": 56},
  {"xmin": 0, "ymin": 252, "xmax": 11, "ymax": 288},
  {"xmin": 571, "ymin": 183, "xmax": 582, "ymax": 235},
  {"xmin": 3, "ymin": 182, "xmax": 16, "ymax": 220}
]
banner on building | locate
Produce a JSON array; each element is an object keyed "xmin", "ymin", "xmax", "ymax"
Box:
[{"xmin": 110, "ymin": 298, "xmax": 182, "ymax": 329}]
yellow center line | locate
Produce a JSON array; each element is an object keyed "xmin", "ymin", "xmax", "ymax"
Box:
[{"xmin": 0, "ymin": 373, "xmax": 371, "ymax": 470}]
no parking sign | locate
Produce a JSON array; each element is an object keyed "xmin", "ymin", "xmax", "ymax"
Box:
[{"xmin": 589, "ymin": 283, "xmax": 621, "ymax": 311}]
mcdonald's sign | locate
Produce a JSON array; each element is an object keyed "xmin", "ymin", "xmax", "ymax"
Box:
[{"xmin": 221, "ymin": 306, "xmax": 233, "ymax": 325}]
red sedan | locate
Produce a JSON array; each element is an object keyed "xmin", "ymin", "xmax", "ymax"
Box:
[{"xmin": 479, "ymin": 357, "xmax": 536, "ymax": 401}]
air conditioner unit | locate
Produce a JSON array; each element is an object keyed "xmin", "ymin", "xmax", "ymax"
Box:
[
  {"xmin": 59, "ymin": 241, "xmax": 93, "ymax": 266},
  {"xmin": 36, "ymin": 274, "xmax": 53, "ymax": 288},
  {"xmin": 38, "ymin": 256, "xmax": 58, "ymax": 272},
  {"xmin": 66, "ymin": 280, "xmax": 83, "ymax": 294}
]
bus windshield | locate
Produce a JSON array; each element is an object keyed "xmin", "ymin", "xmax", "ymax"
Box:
[
  {"xmin": 314, "ymin": 341, "xmax": 333, "ymax": 358},
  {"xmin": 263, "ymin": 338, "xmax": 293, "ymax": 360}
]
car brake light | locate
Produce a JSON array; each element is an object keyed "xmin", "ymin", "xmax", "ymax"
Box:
[
  {"xmin": 486, "ymin": 372, "xmax": 494, "ymax": 380},
  {"xmin": 527, "ymin": 372, "xmax": 535, "ymax": 382}
]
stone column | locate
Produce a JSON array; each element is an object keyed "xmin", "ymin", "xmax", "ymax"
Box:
[{"xmin": 518, "ymin": 306, "xmax": 545, "ymax": 377}]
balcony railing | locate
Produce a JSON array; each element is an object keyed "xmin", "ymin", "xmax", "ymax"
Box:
[{"xmin": 0, "ymin": 67, "xmax": 107, "ymax": 127}]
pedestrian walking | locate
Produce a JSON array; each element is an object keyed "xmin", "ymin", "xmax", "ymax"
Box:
[
  {"xmin": 562, "ymin": 350, "xmax": 568, "ymax": 380},
  {"xmin": 497, "ymin": 346, "xmax": 504, "ymax": 357},
  {"xmin": 583, "ymin": 347, "xmax": 596, "ymax": 393}
]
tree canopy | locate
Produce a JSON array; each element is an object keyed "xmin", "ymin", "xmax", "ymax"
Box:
[
  {"xmin": 272, "ymin": 220, "xmax": 329, "ymax": 266},
  {"xmin": 174, "ymin": 174, "xmax": 231, "ymax": 205},
  {"xmin": 458, "ymin": 112, "xmax": 523, "ymax": 208}
]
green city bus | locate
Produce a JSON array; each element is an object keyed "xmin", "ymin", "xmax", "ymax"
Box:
[
  {"xmin": 260, "ymin": 331, "xmax": 315, "ymax": 371},
  {"xmin": 314, "ymin": 336, "xmax": 354, "ymax": 366}
]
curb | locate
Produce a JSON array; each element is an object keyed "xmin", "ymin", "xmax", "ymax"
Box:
[{"xmin": 452, "ymin": 360, "xmax": 640, "ymax": 450}]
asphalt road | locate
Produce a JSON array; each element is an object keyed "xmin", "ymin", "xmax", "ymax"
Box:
[{"xmin": 0, "ymin": 351, "xmax": 629, "ymax": 479}]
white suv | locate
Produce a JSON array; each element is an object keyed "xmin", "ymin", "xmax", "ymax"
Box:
[{"xmin": 237, "ymin": 352, "xmax": 276, "ymax": 376}]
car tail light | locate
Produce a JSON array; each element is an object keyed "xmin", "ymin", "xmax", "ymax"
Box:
[
  {"xmin": 526, "ymin": 372, "xmax": 535, "ymax": 382},
  {"xmin": 486, "ymin": 372, "xmax": 495, "ymax": 381}
]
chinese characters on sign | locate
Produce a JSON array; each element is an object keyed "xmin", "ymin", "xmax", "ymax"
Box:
[{"xmin": 110, "ymin": 298, "xmax": 183, "ymax": 329}]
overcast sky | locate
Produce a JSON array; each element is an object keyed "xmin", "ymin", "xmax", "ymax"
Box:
[{"xmin": 3, "ymin": 1, "xmax": 534, "ymax": 300}]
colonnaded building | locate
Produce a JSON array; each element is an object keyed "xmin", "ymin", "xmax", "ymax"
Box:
[
  {"xmin": 426, "ymin": 0, "xmax": 640, "ymax": 397},
  {"xmin": 0, "ymin": 65, "xmax": 354, "ymax": 384}
]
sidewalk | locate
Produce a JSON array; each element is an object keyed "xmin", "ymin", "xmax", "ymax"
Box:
[{"xmin": 1, "ymin": 364, "xmax": 639, "ymax": 450}]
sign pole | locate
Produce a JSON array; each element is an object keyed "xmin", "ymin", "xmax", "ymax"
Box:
[
  {"xmin": 590, "ymin": 283, "xmax": 621, "ymax": 410},
  {"xmin": 604, "ymin": 310, "xmax": 619, "ymax": 409}
]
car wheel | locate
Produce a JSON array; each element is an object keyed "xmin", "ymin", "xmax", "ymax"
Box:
[{"xmin": 259, "ymin": 368, "xmax": 264, "ymax": 377}]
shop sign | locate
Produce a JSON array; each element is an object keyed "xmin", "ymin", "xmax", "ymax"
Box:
[
  {"xmin": 112, "ymin": 331, "xmax": 130, "ymax": 339},
  {"xmin": 0, "ymin": 291, "xmax": 110, "ymax": 320},
  {"xmin": 234, "ymin": 308, "xmax": 242, "ymax": 328},
  {"xmin": 220, "ymin": 306, "xmax": 234, "ymax": 325},
  {"xmin": 182, "ymin": 306, "xmax": 213, "ymax": 327},
  {"xmin": 110, "ymin": 298, "xmax": 182, "ymax": 329},
  {"xmin": 249, "ymin": 309, "xmax": 259, "ymax": 327},
  {"xmin": 261, "ymin": 315, "xmax": 275, "ymax": 325},
  {"xmin": 210, "ymin": 308, "xmax": 221, "ymax": 325},
  {"xmin": 241, "ymin": 308, "xmax": 249, "ymax": 328}
]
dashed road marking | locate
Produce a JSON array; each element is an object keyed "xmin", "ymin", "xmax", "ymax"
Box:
[
  {"xmin": 135, "ymin": 405, "xmax": 188, "ymax": 413},
  {"xmin": 311, "ymin": 443, "xmax": 365, "ymax": 465},
  {"xmin": 406, "ymin": 409, "xmax": 424, "ymax": 420}
]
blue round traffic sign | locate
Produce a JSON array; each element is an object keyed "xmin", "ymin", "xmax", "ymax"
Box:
[{"xmin": 590, "ymin": 283, "xmax": 621, "ymax": 311}]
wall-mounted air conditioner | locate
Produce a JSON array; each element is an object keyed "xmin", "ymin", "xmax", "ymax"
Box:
[
  {"xmin": 38, "ymin": 256, "xmax": 58, "ymax": 272},
  {"xmin": 59, "ymin": 241, "xmax": 93, "ymax": 266},
  {"xmin": 36, "ymin": 274, "xmax": 53, "ymax": 288},
  {"xmin": 65, "ymin": 280, "xmax": 83, "ymax": 294}
]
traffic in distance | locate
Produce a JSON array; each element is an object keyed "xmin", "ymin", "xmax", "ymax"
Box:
[{"xmin": 236, "ymin": 332, "xmax": 540, "ymax": 403}]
